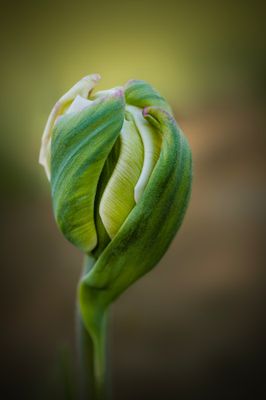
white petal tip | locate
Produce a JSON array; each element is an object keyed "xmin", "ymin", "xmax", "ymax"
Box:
[
  {"xmin": 83, "ymin": 73, "xmax": 101, "ymax": 83},
  {"xmin": 66, "ymin": 95, "xmax": 93, "ymax": 114},
  {"xmin": 134, "ymin": 184, "xmax": 144, "ymax": 203}
]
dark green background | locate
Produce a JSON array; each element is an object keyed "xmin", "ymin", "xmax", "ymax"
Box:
[{"xmin": 0, "ymin": 1, "xmax": 265, "ymax": 399}]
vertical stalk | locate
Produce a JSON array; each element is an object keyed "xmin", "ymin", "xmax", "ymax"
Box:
[
  {"xmin": 77, "ymin": 313, "xmax": 95, "ymax": 399},
  {"xmin": 92, "ymin": 312, "xmax": 108, "ymax": 400},
  {"xmin": 77, "ymin": 256, "xmax": 109, "ymax": 400}
]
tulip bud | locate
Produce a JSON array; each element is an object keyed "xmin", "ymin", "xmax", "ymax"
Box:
[{"xmin": 39, "ymin": 74, "xmax": 192, "ymax": 395}]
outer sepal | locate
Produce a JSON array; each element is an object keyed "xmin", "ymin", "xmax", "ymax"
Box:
[
  {"xmin": 51, "ymin": 89, "xmax": 125, "ymax": 253},
  {"xmin": 79, "ymin": 106, "xmax": 192, "ymax": 337}
]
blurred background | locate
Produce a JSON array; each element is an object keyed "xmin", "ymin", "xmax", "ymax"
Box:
[{"xmin": 0, "ymin": 0, "xmax": 265, "ymax": 399}]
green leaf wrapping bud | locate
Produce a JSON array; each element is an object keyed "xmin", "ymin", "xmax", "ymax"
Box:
[{"xmin": 39, "ymin": 74, "xmax": 192, "ymax": 343}]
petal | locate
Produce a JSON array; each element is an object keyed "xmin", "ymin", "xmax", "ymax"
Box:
[
  {"xmin": 39, "ymin": 74, "xmax": 101, "ymax": 179},
  {"xmin": 126, "ymin": 105, "xmax": 161, "ymax": 202},
  {"xmin": 124, "ymin": 79, "xmax": 172, "ymax": 114},
  {"xmin": 99, "ymin": 116, "xmax": 144, "ymax": 239},
  {"xmin": 51, "ymin": 89, "xmax": 125, "ymax": 253},
  {"xmin": 92, "ymin": 139, "xmax": 120, "ymax": 259},
  {"xmin": 64, "ymin": 95, "xmax": 93, "ymax": 115}
]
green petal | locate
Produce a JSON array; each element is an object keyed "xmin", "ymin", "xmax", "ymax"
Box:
[
  {"xmin": 99, "ymin": 116, "xmax": 144, "ymax": 239},
  {"xmin": 51, "ymin": 89, "xmax": 125, "ymax": 253},
  {"xmin": 92, "ymin": 139, "xmax": 120, "ymax": 259},
  {"xmin": 124, "ymin": 79, "xmax": 173, "ymax": 114},
  {"xmin": 39, "ymin": 74, "xmax": 101, "ymax": 179},
  {"xmin": 79, "ymin": 106, "xmax": 192, "ymax": 336},
  {"xmin": 126, "ymin": 105, "xmax": 161, "ymax": 202}
]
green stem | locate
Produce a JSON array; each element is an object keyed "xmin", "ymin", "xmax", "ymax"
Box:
[
  {"xmin": 92, "ymin": 313, "xmax": 108, "ymax": 400},
  {"xmin": 78, "ymin": 256, "xmax": 109, "ymax": 400},
  {"xmin": 77, "ymin": 313, "xmax": 95, "ymax": 399}
]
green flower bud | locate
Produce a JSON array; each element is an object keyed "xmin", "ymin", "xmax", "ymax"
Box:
[{"xmin": 39, "ymin": 75, "xmax": 192, "ymax": 382}]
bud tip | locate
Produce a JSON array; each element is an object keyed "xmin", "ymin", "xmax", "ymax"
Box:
[
  {"xmin": 114, "ymin": 87, "xmax": 124, "ymax": 97},
  {"xmin": 143, "ymin": 107, "xmax": 149, "ymax": 117},
  {"xmin": 83, "ymin": 73, "xmax": 101, "ymax": 83}
]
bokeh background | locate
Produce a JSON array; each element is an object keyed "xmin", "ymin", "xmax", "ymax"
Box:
[{"xmin": 1, "ymin": 0, "xmax": 266, "ymax": 399}]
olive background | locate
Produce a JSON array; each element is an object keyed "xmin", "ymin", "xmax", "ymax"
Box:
[{"xmin": 0, "ymin": 1, "xmax": 266, "ymax": 399}]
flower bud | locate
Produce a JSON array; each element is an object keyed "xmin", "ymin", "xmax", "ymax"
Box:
[{"xmin": 39, "ymin": 74, "xmax": 192, "ymax": 335}]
